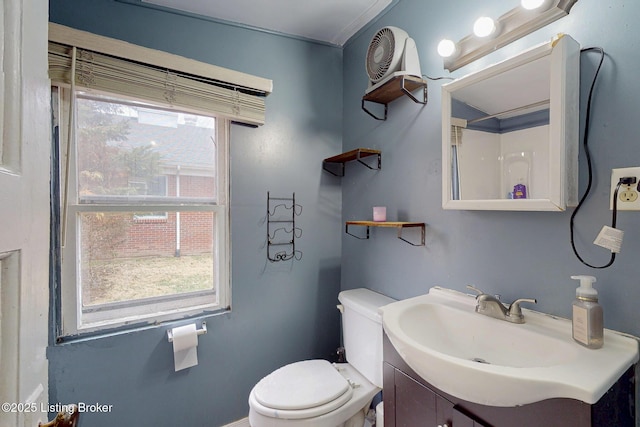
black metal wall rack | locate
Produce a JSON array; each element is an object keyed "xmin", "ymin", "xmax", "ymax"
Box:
[{"xmin": 267, "ymin": 192, "xmax": 302, "ymax": 262}]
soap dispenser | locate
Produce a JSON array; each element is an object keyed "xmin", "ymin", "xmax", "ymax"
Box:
[{"xmin": 571, "ymin": 275, "xmax": 603, "ymax": 349}]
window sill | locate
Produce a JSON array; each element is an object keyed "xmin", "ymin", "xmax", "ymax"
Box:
[{"xmin": 54, "ymin": 305, "xmax": 231, "ymax": 345}]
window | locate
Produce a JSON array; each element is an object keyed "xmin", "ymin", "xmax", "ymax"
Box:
[
  {"xmin": 56, "ymin": 91, "xmax": 230, "ymax": 335},
  {"xmin": 49, "ymin": 23, "xmax": 271, "ymax": 337}
]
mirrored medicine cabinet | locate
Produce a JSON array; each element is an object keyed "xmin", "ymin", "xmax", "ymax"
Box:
[{"xmin": 441, "ymin": 34, "xmax": 580, "ymax": 211}]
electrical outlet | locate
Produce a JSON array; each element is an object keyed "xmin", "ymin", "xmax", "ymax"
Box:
[
  {"xmin": 619, "ymin": 189, "xmax": 639, "ymax": 202},
  {"xmin": 610, "ymin": 167, "xmax": 640, "ymax": 210}
]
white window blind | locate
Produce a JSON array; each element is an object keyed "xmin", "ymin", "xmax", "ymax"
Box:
[{"xmin": 48, "ymin": 23, "xmax": 272, "ymax": 126}]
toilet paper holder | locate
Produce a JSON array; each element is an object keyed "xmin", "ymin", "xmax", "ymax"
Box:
[{"xmin": 167, "ymin": 321, "xmax": 207, "ymax": 342}]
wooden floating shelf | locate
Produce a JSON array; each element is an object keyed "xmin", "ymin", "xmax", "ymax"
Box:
[
  {"xmin": 324, "ymin": 148, "xmax": 380, "ymax": 164},
  {"xmin": 363, "ymin": 75, "xmax": 428, "ymax": 104},
  {"xmin": 322, "ymin": 148, "xmax": 381, "ymax": 177},
  {"xmin": 346, "ymin": 221, "xmax": 424, "ymax": 227},
  {"xmin": 345, "ymin": 221, "xmax": 425, "ymax": 246},
  {"xmin": 362, "ymin": 75, "xmax": 428, "ymax": 120}
]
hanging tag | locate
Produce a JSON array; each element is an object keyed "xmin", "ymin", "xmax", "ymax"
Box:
[{"xmin": 593, "ymin": 226, "xmax": 624, "ymax": 253}]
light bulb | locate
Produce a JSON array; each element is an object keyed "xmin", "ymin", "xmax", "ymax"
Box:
[
  {"xmin": 521, "ymin": 0, "xmax": 546, "ymax": 10},
  {"xmin": 437, "ymin": 39, "xmax": 457, "ymax": 58},
  {"xmin": 473, "ymin": 16, "xmax": 496, "ymax": 38}
]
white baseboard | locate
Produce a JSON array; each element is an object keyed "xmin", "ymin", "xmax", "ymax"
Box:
[{"xmin": 222, "ymin": 417, "xmax": 250, "ymax": 427}]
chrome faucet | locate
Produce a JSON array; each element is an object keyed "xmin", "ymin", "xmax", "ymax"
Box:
[{"xmin": 466, "ymin": 285, "xmax": 537, "ymax": 324}]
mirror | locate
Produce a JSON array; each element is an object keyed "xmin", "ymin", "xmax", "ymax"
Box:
[{"xmin": 441, "ymin": 35, "xmax": 580, "ymax": 211}]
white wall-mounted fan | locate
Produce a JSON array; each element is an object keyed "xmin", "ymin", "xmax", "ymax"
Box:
[{"xmin": 365, "ymin": 26, "xmax": 422, "ymax": 94}]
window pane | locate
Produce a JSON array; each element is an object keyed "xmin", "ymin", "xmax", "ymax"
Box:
[
  {"xmin": 79, "ymin": 211, "xmax": 216, "ymax": 307},
  {"xmin": 76, "ymin": 95, "xmax": 216, "ymax": 201}
]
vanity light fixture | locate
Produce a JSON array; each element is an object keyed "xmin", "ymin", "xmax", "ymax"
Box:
[
  {"xmin": 473, "ymin": 17, "xmax": 498, "ymax": 38},
  {"xmin": 521, "ymin": 0, "xmax": 550, "ymax": 11},
  {"xmin": 437, "ymin": 39, "xmax": 457, "ymax": 58},
  {"xmin": 440, "ymin": 0, "xmax": 578, "ymax": 72}
]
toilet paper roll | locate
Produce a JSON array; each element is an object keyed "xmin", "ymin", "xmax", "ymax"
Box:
[
  {"xmin": 376, "ymin": 402, "xmax": 384, "ymax": 427},
  {"xmin": 171, "ymin": 324, "xmax": 199, "ymax": 371}
]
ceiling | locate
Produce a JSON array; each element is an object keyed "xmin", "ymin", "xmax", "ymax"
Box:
[{"xmin": 141, "ymin": 0, "xmax": 393, "ymax": 46}]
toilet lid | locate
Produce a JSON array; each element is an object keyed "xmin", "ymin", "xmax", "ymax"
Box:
[{"xmin": 253, "ymin": 359, "xmax": 351, "ymax": 411}]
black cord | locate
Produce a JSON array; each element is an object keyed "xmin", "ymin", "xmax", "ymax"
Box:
[
  {"xmin": 570, "ymin": 47, "xmax": 615, "ymax": 269},
  {"xmin": 422, "ymin": 75, "xmax": 455, "ymax": 81}
]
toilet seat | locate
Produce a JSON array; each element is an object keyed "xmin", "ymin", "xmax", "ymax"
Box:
[{"xmin": 251, "ymin": 360, "xmax": 354, "ymax": 420}]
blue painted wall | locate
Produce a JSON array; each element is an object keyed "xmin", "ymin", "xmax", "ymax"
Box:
[
  {"xmin": 48, "ymin": 1, "xmax": 343, "ymax": 426},
  {"xmin": 342, "ymin": 0, "xmax": 640, "ymax": 338},
  {"xmin": 48, "ymin": 0, "xmax": 640, "ymax": 425}
]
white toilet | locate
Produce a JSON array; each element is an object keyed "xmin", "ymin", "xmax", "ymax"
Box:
[{"xmin": 248, "ymin": 288, "xmax": 395, "ymax": 427}]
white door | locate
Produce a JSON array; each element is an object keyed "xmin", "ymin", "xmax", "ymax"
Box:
[{"xmin": 0, "ymin": 0, "xmax": 51, "ymax": 426}]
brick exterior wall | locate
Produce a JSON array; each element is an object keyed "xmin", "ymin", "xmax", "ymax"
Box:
[
  {"xmin": 82, "ymin": 174, "xmax": 216, "ymax": 260},
  {"xmin": 127, "ymin": 211, "xmax": 214, "ymax": 257}
]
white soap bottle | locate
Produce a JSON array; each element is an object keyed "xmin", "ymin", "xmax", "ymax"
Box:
[{"xmin": 571, "ymin": 275, "xmax": 603, "ymax": 349}]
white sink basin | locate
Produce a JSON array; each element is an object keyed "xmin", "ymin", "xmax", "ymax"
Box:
[{"xmin": 380, "ymin": 287, "xmax": 639, "ymax": 407}]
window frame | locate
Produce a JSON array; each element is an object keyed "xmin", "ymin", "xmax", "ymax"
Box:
[{"xmin": 55, "ymin": 88, "xmax": 231, "ymax": 337}]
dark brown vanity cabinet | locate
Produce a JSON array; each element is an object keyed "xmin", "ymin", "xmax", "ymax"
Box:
[
  {"xmin": 383, "ymin": 334, "xmax": 635, "ymax": 427},
  {"xmin": 388, "ymin": 365, "xmax": 484, "ymax": 426}
]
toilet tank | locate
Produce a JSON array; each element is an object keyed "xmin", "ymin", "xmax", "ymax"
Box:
[{"xmin": 338, "ymin": 288, "xmax": 395, "ymax": 388}]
